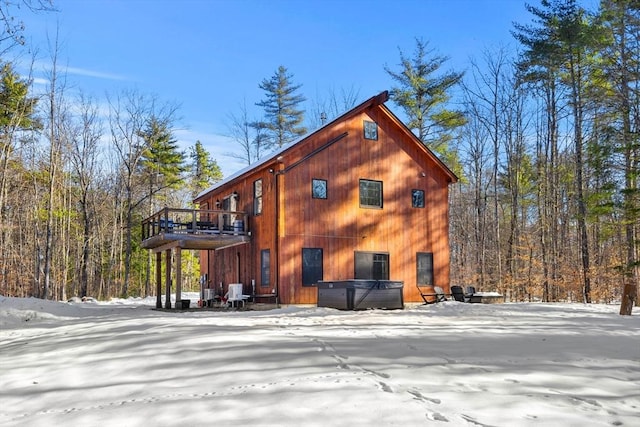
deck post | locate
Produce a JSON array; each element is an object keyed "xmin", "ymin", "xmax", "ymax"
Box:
[
  {"xmin": 155, "ymin": 252, "xmax": 162, "ymax": 308},
  {"xmin": 175, "ymin": 248, "xmax": 182, "ymax": 307},
  {"xmin": 165, "ymin": 249, "xmax": 172, "ymax": 309}
]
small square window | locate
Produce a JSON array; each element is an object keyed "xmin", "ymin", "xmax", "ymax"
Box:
[
  {"xmin": 312, "ymin": 178, "xmax": 327, "ymax": 199},
  {"xmin": 412, "ymin": 189, "xmax": 425, "ymax": 208},
  {"xmin": 363, "ymin": 120, "xmax": 378, "ymax": 140}
]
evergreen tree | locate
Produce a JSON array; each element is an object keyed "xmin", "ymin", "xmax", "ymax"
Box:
[
  {"xmin": 189, "ymin": 140, "xmax": 222, "ymax": 199},
  {"xmin": 139, "ymin": 115, "xmax": 186, "ymax": 207},
  {"xmin": 0, "ymin": 61, "xmax": 38, "ymax": 297},
  {"xmin": 137, "ymin": 115, "xmax": 185, "ymax": 298},
  {"xmin": 0, "ymin": 62, "xmax": 38, "ymax": 210},
  {"xmin": 384, "ymin": 38, "xmax": 466, "ymax": 157},
  {"xmin": 256, "ymin": 65, "xmax": 307, "ymax": 149}
]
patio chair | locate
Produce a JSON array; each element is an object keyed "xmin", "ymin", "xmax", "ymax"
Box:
[
  {"xmin": 417, "ymin": 285, "xmax": 449, "ymax": 304},
  {"xmin": 451, "ymin": 285, "xmax": 467, "ymax": 302}
]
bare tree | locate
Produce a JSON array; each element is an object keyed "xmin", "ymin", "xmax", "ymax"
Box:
[
  {"xmin": 41, "ymin": 29, "xmax": 69, "ymax": 300},
  {"xmin": 225, "ymin": 98, "xmax": 265, "ymax": 165},
  {"xmin": 68, "ymin": 93, "xmax": 102, "ymax": 297},
  {"xmin": 307, "ymin": 86, "xmax": 361, "ymax": 129}
]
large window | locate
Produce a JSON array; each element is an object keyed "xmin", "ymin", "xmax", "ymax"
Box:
[
  {"xmin": 302, "ymin": 248, "xmax": 323, "ymax": 286},
  {"xmin": 417, "ymin": 252, "xmax": 434, "ymax": 286},
  {"xmin": 254, "ymin": 179, "xmax": 263, "ymax": 215},
  {"xmin": 354, "ymin": 252, "xmax": 389, "ymax": 280},
  {"xmin": 261, "ymin": 249, "xmax": 270, "ymax": 287},
  {"xmin": 359, "ymin": 179, "xmax": 383, "ymax": 208}
]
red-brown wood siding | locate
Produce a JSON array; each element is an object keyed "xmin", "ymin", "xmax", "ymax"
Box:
[{"xmin": 196, "ymin": 101, "xmax": 452, "ymax": 304}]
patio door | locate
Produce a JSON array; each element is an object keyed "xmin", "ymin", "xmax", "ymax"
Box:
[{"xmin": 221, "ymin": 194, "xmax": 238, "ymax": 231}]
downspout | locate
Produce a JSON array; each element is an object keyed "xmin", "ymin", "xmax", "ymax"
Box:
[{"xmin": 274, "ymin": 161, "xmax": 284, "ymax": 307}]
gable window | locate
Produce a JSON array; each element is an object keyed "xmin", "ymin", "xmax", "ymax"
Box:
[
  {"xmin": 254, "ymin": 179, "xmax": 263, "ymax": 215},
  {"xmin": 261, "ymin": 249, "xmax": 270, "ymax": 287},
  {"xmin": 363, "ymin": 120, "xmax": 378, "ymax": 140},
  {"xmin": 312, "ymin": 178, "xmax": 327, "ymax": 199},
  {"xmin": 354, "ymin": 252, "xmax": 389, "ymax": 280},
  {"xmin": 412, "ymin": 189, "xmax": 425, "ymax": 208},
  {"xmin": 417, "ymin": 252, "xmax": 434, "ymax": 286},
  {"xmin": 359, "ymin": 179, "xmax": 383, "ymax": 208},
  {"xmin": 302, "ymin": 248, "xmax": 323, "ymax": 286}
]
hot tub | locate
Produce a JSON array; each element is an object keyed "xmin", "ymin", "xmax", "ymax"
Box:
[{"xmin": 317, "ymin": 280, "xmax": 404, "ymax": 310}]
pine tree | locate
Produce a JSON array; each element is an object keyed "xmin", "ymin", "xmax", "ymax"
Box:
[
  {"xmin": 189, "ymin": 140, "xmax": 222, "ymax": 199},
  {"xmin": 384, "ymin": 38, "xmax": 466, "ymax": 157},
  {"xmin": 0, "ymin": 61, "xmax": 38, "ymax": 297},
  {"xmin": 139, "ymin": 115, "xmax": 186, "ymax": 207},
  {"xmin": 256, "ymin": 65, "xmax": 307, "ymax": 149}
]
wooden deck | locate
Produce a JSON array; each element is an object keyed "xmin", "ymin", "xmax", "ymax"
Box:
[{"xmin": 141, "ymin": 207, "xmax": 250, "ymax": 251}]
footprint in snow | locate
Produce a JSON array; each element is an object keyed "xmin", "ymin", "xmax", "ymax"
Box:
[
  {"xmin": 408, "ymin": 389, "xmax": 441, "ymax": 404},
  {"xmin": 377, "ymin": 381, "xmax": 393, "ymax": 393},
  {"xmin": 426, "ymin": 411, "xmax": 449, "ymax": 422}
]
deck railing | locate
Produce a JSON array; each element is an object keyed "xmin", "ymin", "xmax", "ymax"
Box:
[{"xmin": 142, "ymin": 207, "xmax": 249, "ymax": 241}]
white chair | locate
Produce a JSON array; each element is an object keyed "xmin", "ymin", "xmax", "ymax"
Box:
[{"xmin": 227, "ymin": 283, "xmax": 250, "ymax": 308}]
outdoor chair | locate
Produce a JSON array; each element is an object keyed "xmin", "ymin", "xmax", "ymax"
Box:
[
  {"xmin": 451, "ymin": 285, "xmax": 467, "ymax": 302},
  {"xmin": 451, "ymin": 285, "xmax": 477, "ymax": 303},
  {"xmin": 417, "ymin": 285, "xmax": 449, "ymax": 305}
]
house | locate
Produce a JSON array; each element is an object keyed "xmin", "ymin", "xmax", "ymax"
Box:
[{"xmin": 191, "ymin": 91, "xmax": 457, "ymax": 306}]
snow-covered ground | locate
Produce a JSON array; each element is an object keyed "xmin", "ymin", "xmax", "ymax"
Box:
[{"xmin": 1, "ymin": 294, "xmax": 638, "ymax": 427}]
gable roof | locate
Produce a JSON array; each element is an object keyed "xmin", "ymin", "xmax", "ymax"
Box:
[{"xmin": 195, "ymin": 91, "xmax": 457, "ymax": 202}]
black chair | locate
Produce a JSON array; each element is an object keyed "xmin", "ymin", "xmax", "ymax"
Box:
[{"xmin": 451, "ymin": 285, "xmax": 467, "ymax": 302}]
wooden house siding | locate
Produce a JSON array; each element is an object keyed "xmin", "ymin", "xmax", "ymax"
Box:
[{"xmin": 194, "ymin": 92, "xmax": 456, "ymax": 304}]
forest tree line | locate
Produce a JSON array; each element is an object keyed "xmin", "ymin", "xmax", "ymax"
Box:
[{"xmin": 0, "ymin": 0, "xmax": 638, "ymax": 311}]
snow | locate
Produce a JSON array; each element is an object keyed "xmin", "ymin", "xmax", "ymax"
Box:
[{"xmin": 1, "ymin": 294, "xmax": 638, "ymax": 426}]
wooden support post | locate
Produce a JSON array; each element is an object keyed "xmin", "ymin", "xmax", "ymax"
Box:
[
  {"xmin": 165, "ymin": 249, "xmax": 172, "ymax": 309},
  {"xmin": 176, "ymin": 248, "xmax": 182, "ymax": 307},
  {"xmin": 155, "ymin": 252, "xmax": 162, "ymax": 309}
]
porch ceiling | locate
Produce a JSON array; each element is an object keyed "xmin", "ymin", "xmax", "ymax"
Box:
[{"xmin": 141, "ymin": 232, "xmax": 250, "ymax": 252}]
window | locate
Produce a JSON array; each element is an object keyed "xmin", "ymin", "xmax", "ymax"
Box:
[
  {"xmin": 412, "ymin": 189, "xmax": 425, "ymax": 208},
  {"xmin": 354, "ymin": 252, "xmax": 389, "ymax": 280},
  {"xmin": 254, "ymin": 179, "xmax": 263, "ymax": 215},
  {"xmin": 359, "ymin": 179, "xmax": 383, "ymax": 208},
  {"xmin": 417, "ymin": 252, "xmax": 434, "ymax": 286},
  {"xmin": 312, "ymin": 179, "xmax": 327, "ymax": 199},
  {"xmin": 302, "ymin": 248, "xmax": 323, "ymax": 286},
  {"xmin": 261, "ymin": 249, "xmax": 270, "ymax": 287},
  {"xmin": 363, "ymin": 120, "xmax": 378, "ymax": 140}
]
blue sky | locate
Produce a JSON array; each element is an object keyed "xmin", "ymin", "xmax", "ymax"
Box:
[{"xmin": 15, "ymin": 0, "xmax": 540, "ymax": 176}]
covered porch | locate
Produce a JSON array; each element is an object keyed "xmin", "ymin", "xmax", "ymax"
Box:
[{"xmin": 141, "ymin": 207, "xmax": 250, "ymax": 309}]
